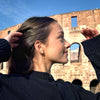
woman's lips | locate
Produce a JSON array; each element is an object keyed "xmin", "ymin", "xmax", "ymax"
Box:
[{"xmin": 64, "ymin": 51, "xmax": 68, "ymax": 55}]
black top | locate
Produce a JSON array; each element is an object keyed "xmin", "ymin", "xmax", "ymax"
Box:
[
  {"xmin": 0, "ymin": 71, "xmax": 99, "ymax": 100},
  {"xmin": 82, "ymin": 35, "xmax": 100, "ymax": 82},
  {"xmin": 0, "ymin": 71, "xmax": 62, "ymax": 100},
  {"xmin": 0, "ymin": 39, "xmax": 11, "ymax": 63},
  {"xmin": 0, "ymin": 36, "xmax": 100, "ymax": 100}
]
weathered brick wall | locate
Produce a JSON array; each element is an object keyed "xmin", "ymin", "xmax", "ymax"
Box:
[
  {"xmin": 50, "ymin": 9, "xmax": 100, "ymax": 90},
  {"xmin": 0, "ymin": 9, "xmax": 100, "ymax": 91}
]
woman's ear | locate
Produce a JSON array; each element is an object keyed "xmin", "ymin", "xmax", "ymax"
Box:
[{"xmin": 34, "ymin": 40, "xmax": 44, "ymax": 55}]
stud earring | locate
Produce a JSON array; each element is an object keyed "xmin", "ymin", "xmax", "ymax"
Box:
[{"xmin": 41, "ymin": 50, "xmax": 44, "ymax": 54}]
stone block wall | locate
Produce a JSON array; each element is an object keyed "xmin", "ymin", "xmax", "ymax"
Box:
[{"xmin": 50, "ymin": 9, "xmax": 100, "ymax": 91}]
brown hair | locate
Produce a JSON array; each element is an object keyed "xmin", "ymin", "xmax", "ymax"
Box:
[{"xmin": 8, "ymin": 16, "xmax": 57, "ymax": 74}]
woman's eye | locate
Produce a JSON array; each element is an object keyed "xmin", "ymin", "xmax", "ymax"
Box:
[
  {"xmin": 59, "ymin": 35, "xmax": 64, "ymax": 39},
  {"xmin": 58, "ymin": 35, "xmax": 64, "ymax": 42}
]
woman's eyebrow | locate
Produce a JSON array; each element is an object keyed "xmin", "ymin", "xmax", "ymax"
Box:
[
  {"xmin": 59, "ymin": 31, "xmax": 64, "ymax": 35},
  {"xmin": 57, "ymin": 31, "xmax": 64, "ymax": 36}
]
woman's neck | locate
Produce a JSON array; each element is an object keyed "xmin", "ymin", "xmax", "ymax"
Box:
[{"xmin": 32, "ymin": 57, "xmax": 53, "ymax": 73}]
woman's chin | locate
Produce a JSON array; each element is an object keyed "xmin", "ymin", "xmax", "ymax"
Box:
[
  {"xmin": 59, "ymin": 59, "xmax": 68, "ymax": 64},
  {"xmin": 63, "ymin": 60, "xmax": 68, "ymax": 64}
]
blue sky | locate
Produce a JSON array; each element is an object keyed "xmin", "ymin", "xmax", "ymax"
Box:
[
  {"xmin": 70, "ymin": 43, "xmax": 80, "ymax": 51},
  {"xmin": 0, "ymin": 0, "xmax": 100, "ymax": 30}
]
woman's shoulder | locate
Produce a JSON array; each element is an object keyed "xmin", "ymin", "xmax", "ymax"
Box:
[
  {"xmin": 56, "ymin": 79, "xmax": 81, "ymax": 91},
  {"xmin": 0, "ymin": 72, "xmax": 30, "ymax": 81},
  {"xmin": 56, "ymin": 79, "xmax": 73, "ymax": 88},
  {"xmin": 56, "ymin": 79, "xmax": 72, "ymax": 85}
]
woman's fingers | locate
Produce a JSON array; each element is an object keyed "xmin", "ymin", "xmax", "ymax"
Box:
[
  {"xmin": 81, "ymin": 28, "xmax": 99, "ymax": 40},
  {"xmin": 5, "ymin": 32, "xmax": 23, "ymax": 48}
]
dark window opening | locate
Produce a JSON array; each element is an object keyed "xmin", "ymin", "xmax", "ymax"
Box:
[
  {"xmin": 0, "ymin": 63, "xmax": 3, "ymax": 69},
  {"xmin": 71, "ymin": 16, "xmax": 77, "ymax": 27},
  {"xmin": 8, "ymin": 31, "xmax": 11, "ymax": 34}
]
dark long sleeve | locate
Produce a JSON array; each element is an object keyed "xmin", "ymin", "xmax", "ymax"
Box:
[
  {"xmin": 57, "ymin": 81, "xmax": 100, "ymax": 100},
  {"xmin": 82, "ymin": 35, "xmax": 100, "ymax": 81},
  {"xmin": 0, "ymin": 70, "xmax": 100, "ymax": 100},
  {"xmin": 0, "ymin": 39, "xmax": 11, "ymax": 63}
]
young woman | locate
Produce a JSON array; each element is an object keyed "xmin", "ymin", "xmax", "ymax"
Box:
[{"xmin": 0, "ymin": 17, "xmax": 100, "ymax": 100}]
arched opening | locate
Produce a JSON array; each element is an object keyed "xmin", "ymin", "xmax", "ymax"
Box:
[
  {"xmin": 72, "ymin": 79, "xmax": 82, "ymax": 86},
  {"xmin": 70, "ymin": 43, "xmax": 80, "ymax": 63},
  {"xmin": 90, "ymin": 79, "xmax": 99, "ymax": 93}
]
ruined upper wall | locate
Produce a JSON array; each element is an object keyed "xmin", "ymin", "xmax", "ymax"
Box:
[
  {"xmin": 50, "ymin": 9, "xmax": 100, "ymax": 29},
  {"xmin": 0, "ymin": 9, "xmax": 100, "ymax": 39}
]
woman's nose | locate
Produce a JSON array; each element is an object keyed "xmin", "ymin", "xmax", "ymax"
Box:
[{"xmin": 65, "ymin": 40, "xmax": 71, "ymax": 48}]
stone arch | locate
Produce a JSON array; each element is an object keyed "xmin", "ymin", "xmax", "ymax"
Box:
[
  {"xmin": 90, "ymin": 79, "xmax": 99, "ymax": 93},
  {"xmin": 72, "ymin": 79, "xmax": 82, "ymax": 86},
  {"xmin": 70, "ymin": 42, "xmax": 81, "ymax": 63}
]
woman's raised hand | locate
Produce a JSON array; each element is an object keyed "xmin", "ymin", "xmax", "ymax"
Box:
[
  {"xmin": 5, "ymin": 32, "xmax": 23, "ymax": 48},
  {"xmin": 81, "ymin": 28, "xmax": 99, "ymax": 41}
]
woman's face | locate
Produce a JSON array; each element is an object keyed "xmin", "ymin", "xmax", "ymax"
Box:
[{"xmin": 44, "ymin": 22, "xmax": 70, "ymax": 64}]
